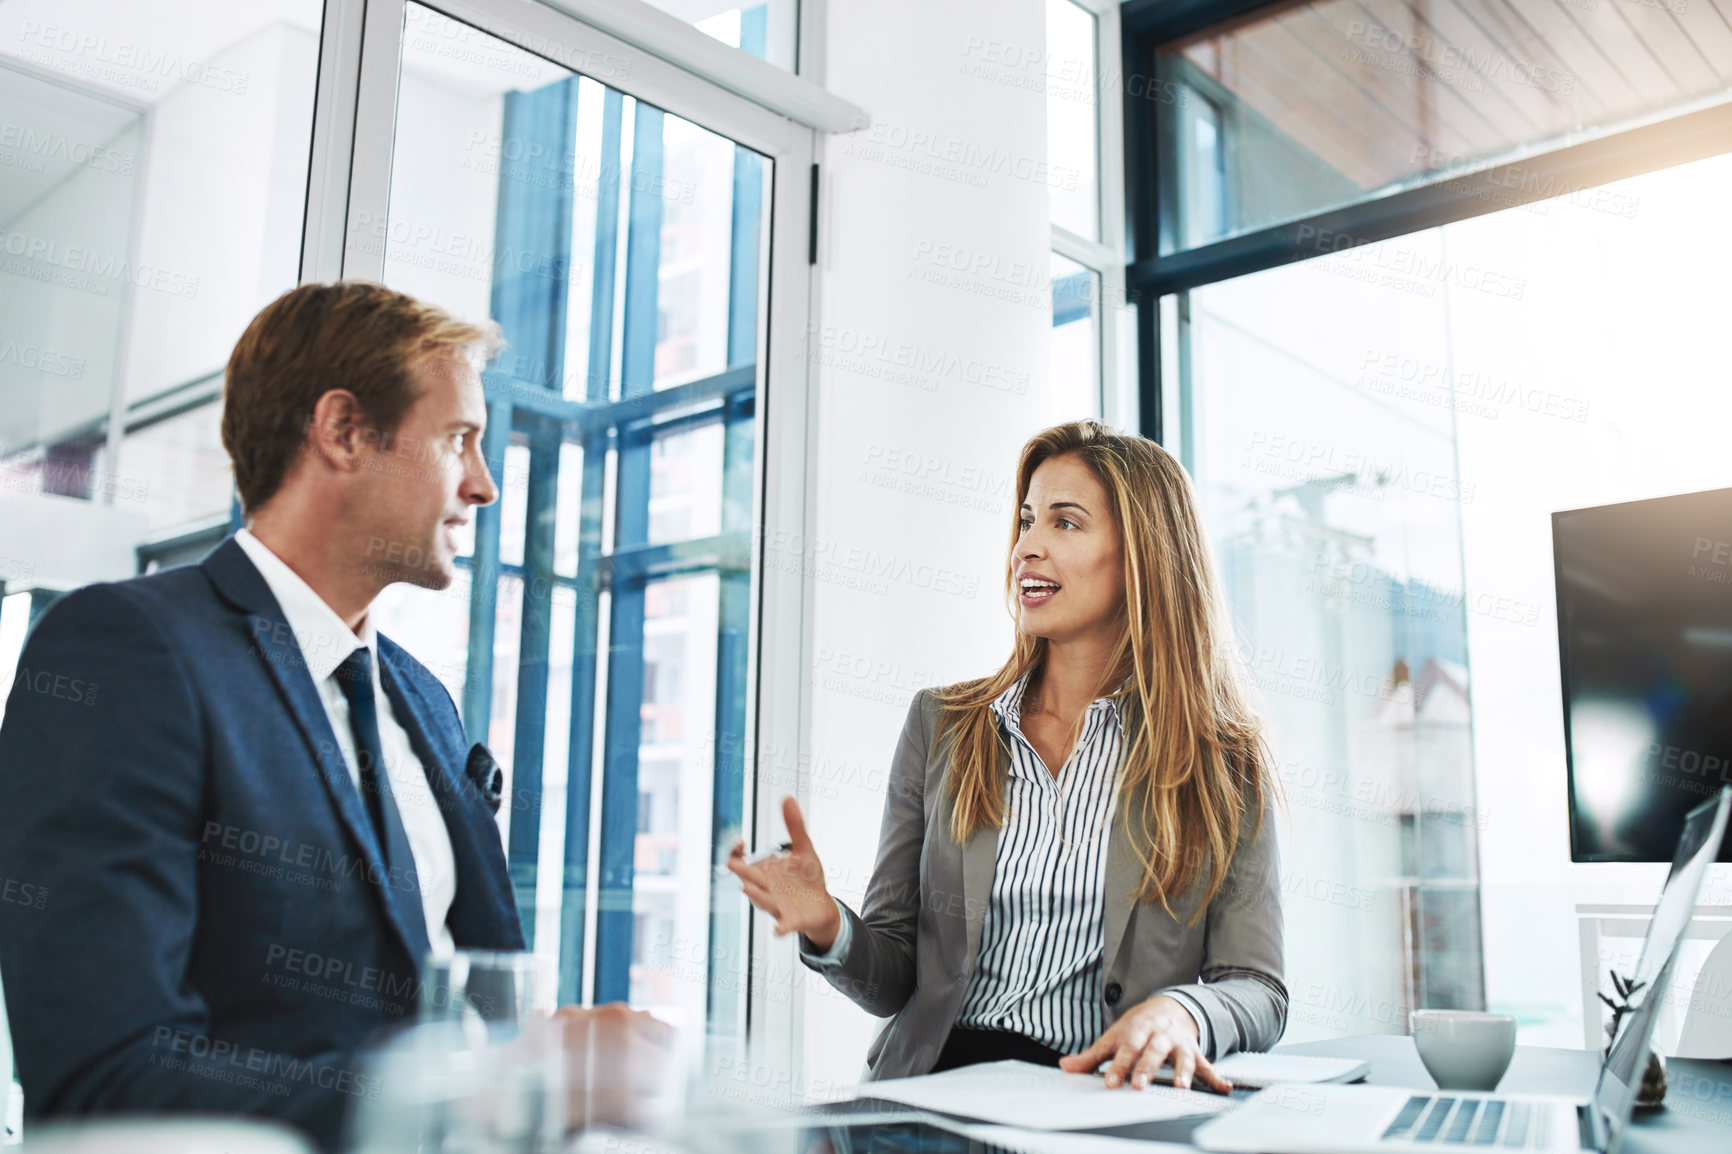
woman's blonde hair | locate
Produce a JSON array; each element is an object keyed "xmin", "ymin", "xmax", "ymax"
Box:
[{"xmin": 933, "ymin": 419, "xmax": 1275, "ymax": 921}]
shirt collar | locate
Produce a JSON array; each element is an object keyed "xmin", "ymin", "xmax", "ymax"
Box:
[
  {"xmin": 234, "ymin": 527, "xmax": 378, "ymax": 688},
  {"xmin": 989, "ymin": 668, "xmax": 1127, "ymax": 730}
]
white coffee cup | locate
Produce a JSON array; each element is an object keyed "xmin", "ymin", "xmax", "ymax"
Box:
[{"xmin": 1410, "ymin": 1009, "xmax": 1517, "ymax": 1091}]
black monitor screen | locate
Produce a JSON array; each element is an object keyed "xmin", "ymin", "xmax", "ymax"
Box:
[{"xmin": 1555, "ymin": 487, "xmax": 1732, "ymax": 862}]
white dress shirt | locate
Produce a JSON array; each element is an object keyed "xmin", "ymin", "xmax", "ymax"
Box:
[{"xmin": 235, "ymin": 528, "xmax": 457, "ymax": 960}]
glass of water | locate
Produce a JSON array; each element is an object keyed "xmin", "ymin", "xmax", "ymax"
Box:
[
  {"xmin": 345, "ymin": 1018, "xmax": 562, "ymax": 1154},
  {"xmin": 344, "ymin": 951, "xmax": 564, "ymax": 1152},
  {"xmin": 419, "ymin": 950, "xmax": 553, "ymax": 1042}
]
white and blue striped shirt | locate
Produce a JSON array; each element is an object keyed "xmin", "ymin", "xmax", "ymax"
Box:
[
  {"xmin": 807, "ymin": 671, "xmax": 1128, "ymax": 1054},
  {"xmin": 953, "ymin": 671, "xmax": 1124, "ymax": 1051}
]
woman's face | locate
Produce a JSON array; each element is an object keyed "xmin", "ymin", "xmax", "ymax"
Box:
[{"xmin": 1013, "ymin": 453, "xmax": 1126, "ymax": 646}]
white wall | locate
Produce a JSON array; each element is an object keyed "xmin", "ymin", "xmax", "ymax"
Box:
[{"xmin": 797, "ymin": 0, "xmax": 1069, "ymax": 1098}]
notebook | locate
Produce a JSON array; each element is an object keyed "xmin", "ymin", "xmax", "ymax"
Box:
[{"xmin": 1157, "ymin": 1052, "xmax": 1370, "ymax": 1089}]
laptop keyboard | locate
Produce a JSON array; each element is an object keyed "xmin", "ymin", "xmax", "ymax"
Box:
[{"xmin": 1380, "ymin": 1096, "xmax": 1553, "ymax": 1147}]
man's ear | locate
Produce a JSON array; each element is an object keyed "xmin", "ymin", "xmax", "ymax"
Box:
[{"xmin": 305, "ymin": 389, "xmax": 375, "ymax": 471}]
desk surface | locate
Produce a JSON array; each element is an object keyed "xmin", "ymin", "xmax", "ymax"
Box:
[
  {"xmin": 820, "ymin": 1034, "xmax": 1732, "ymax": 1151},
  {"xmin": 1282, "ymin": 1035, "xmax": 1732, "ymax": 1154}
]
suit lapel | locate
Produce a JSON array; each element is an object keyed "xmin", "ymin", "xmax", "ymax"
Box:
[
  {"xmin": 959, "ymin": 736, "xmax": 1006, "ymax": 971},
  {"xmin": 375, "ymin": 645, "xmax": 467, "ymax": 815},
  {"xmin": 1102, "ymin": 778, "xmax": 1146, "ymax": 975},
  {"xmin": 376, "ymin": 640, "xmax": 523, "ymax": 950},
  {"xmin": 202, "ymin": 537, "xmax": 430, "ymax": 971}
]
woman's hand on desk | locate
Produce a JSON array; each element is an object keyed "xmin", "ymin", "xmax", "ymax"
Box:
[
  {"xmin": 726, "ymin": 796, "xmax": 842, "ymax": 951},
  {"xmin": 1058, "ymin": 994, "xmax": 1232, "ymax": 1094}
]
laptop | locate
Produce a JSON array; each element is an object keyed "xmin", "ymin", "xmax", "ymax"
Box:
[{"xmin": 1196, "ymin": 785, "xmax": 1731, "ymax": 1154}]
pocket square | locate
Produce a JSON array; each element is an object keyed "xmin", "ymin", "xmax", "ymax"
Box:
[{"xmin": 465, "ymin": 743, "xmax": 504, "ymax": 813}]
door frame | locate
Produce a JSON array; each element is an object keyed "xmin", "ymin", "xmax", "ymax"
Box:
[{"xmin": 298, "ymin": 0, "xmax": 819, "ymax": 1079}]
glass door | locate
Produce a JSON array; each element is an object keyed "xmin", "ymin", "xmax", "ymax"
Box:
[{"xmin": 325, "ymin": 0, "xmax": 814, "ymax": 1057}]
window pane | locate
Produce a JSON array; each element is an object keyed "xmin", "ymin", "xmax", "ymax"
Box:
[
  {"xmin": 1435, "ymin": 154, "xmax": 1732, "ymax": 1047},
  {"xmin": 630, "ymin": 571, "xmax": 719, "ymax": 1029},
  {"xmin": 554, "ymin": 440, "xmax": 584, "ymax": 577},
  {"xmin": 653, "ymin": 117, "xmax": 752, "ymax": 390},
  {"xmin": 1157, "ymin": 0, "xmax": 1732, "ymax": 252},
  {"xmin": 531, "ymin": 586, "xmax": 578, "ymax": 970},
  {"xmin": 1047, "ymin": 0, "xmax": 1098, "ymax": 238},
  {"xmin": 0, "ymin": 64, "xmax": 138, "ymax": 469},
  {"xmin": 499, "ymin": 440, "xmax": 531, "ymax": 567},
  {"xmin": 489, "ymin": 573, "xmax": 525, "ymax": 839},
  {"xmin": 643, "ymin": 2, "xmax": 797, "ymax": 72},
  {"xmin": 647, "ymin": 422, "xmax": 724, "ymax": 545},
  {"xmin": 1182, "ymin": 231, "xmax": 1483, "ymax": 1036},
  {"xmin": 0, "ymin": 0, "xmax": 320, "ymax": 576},
  {"xmin": 371, "ymin": 568, "xmax": 473, "ymax": 710},
  {"xmin": 1173, "ymin": 150, "xmax": 1732, "ymax": 1047},
  {"xmin": 385, "ymin": 5, "xmax": 768, "ymax": 1041},
  {"xmin": 122, "ymin": 400, "xmax": 231, "ymax": 533},
  {"xmin": 385, "ymin": 5, "xmax": 571, "ymax": 326},
  {"xmin": 1049, "ymin": 252, "xmax": 1100, "ymax": 420}
]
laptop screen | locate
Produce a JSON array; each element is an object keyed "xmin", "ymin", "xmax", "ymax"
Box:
[{"xmin": 1591, "ymin": 785, "xmax": 1731, "ymax": 1144}]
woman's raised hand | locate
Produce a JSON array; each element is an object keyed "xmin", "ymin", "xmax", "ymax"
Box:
[{"xmin": 725, "ymin": 796, "xmax": 842, "ymax": 951}]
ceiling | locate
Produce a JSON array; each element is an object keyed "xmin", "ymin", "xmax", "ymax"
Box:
[{"xmin": 1173, "ymin": 0, "xmax": 1732, "ymax": 193}]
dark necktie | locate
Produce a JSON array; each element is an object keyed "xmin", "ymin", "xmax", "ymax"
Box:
[{"xmin": 334, "ymin": 647, "xmax": 428, "ymax": 962}]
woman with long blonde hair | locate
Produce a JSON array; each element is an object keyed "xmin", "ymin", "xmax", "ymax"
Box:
[{"xmin": 728, "ymin": 419, "xmax": 1285, "ymax": 1092}]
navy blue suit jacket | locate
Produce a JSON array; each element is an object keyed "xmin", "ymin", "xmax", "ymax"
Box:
[{"xmin": 0, "ymin": 536, "xmax": 523, "ymax": 1149}]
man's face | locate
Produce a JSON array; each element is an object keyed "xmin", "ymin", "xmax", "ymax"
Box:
[{"xmin": 354, "ymin": 349, "xmax": 497, "ymax": 590}]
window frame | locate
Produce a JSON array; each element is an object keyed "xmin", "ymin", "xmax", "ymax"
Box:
[
  {"xmin": 1121, "ymin": 0, "xmax": 1732, "ymax": 442},
  {"xmin": 537, "ymin": 0, "xmax": 860, "ymax": 130},
  {"xmin": 302, "ymin": 0, "xmax": 824, "ymax": 1075},
  {"xmin": 1121, "ymin": 0, "xmax": 1732, "ymax": 1033},
  {"xmin": 1051, "ymin": 0, "xmax": 1133, "ymax": 430}
]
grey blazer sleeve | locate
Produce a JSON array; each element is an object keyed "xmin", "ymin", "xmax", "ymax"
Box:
[
  {"xmin": 795, "ymin": 689, "xmax": 933, "ymax": 1017},
  {"xmin": 1155, "ymin": 804, "xmax": 1288, "ymax": 1060}
]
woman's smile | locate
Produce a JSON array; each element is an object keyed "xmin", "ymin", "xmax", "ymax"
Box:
[
  {"xmin": 1018, "ymin": 568, "xmax": 1063, "ymax": 606},
  {"xmin": 1019, "ymin": 580, "xmax": 1061, "ymax": 606}
]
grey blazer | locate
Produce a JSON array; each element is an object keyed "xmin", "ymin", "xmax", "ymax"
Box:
[{"xmin": 802, "ymin": 687, "xmax": 1287, "ymax": 1080}]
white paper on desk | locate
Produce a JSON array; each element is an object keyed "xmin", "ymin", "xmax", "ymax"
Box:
[
  {"xmin": 866, "ymin": 1059, "xmax": 1234, "ymax": 1131},
  {"xmin": 935, "ymin": 1121, "xmax": 1198, "ymax": 1153}
]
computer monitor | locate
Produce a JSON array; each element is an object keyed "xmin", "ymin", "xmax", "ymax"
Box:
[{"xmin": 1554, "ymin": 486, "xmax": 1732, "ymax": 862}]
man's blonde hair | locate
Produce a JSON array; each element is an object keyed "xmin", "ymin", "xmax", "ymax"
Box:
[{"xmin": 222, "ymin": 280, "xmax": 503, "ymax": 512}]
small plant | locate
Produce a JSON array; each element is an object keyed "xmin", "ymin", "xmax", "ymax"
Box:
[{"xmin": 1599, "ymin": 970, "xmax": 1666, "ymax": 1108}]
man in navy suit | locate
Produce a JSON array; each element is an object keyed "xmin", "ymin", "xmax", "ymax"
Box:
[{"xmin": 0, "ymin": 282, "xmax": 663, "ymax": 1149}]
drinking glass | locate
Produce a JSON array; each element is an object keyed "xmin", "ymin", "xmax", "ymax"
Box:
[
  {"xmin": 345, "ymin": 1018, "xmax": 561, "ymax": 1154},
  {"xmin": 419, "ymin": 950, "xmax": 554, "ymax": 1043}
]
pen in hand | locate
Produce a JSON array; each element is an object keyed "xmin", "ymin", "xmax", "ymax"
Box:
[
  {"xmin": 714, "ymin": 841, "xmax": 792, "ymax": 876},
  {"xmin": 744, "ymin": 840, "xmax": 794, "ymax": 866}
]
